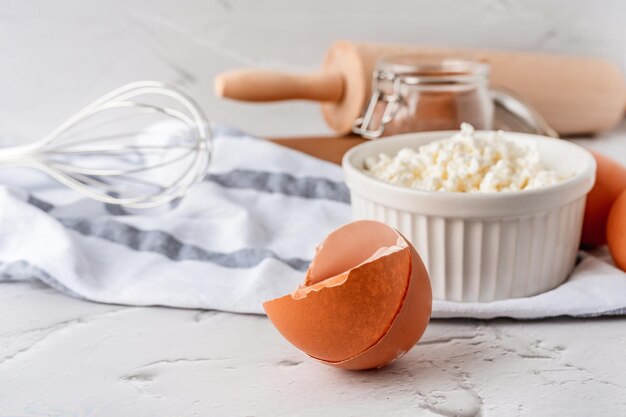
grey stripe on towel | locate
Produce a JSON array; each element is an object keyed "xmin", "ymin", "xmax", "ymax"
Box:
[
  {"xmin": 205, "ymin": 169, "xmax": 350, "ymax": 203},
  {"xmin": 61, "ymin": 218, "xmax": 311, "ymax": 271},
  {"xmin": 24, "ymin": 194, "xmax": 311, "ymax": 271},
  {"xmin": 27, "ymin": 194, "xmax": 55, "ymax": 213}
]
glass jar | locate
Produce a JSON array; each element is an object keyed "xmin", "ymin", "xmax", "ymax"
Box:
[{"xmin": 352, "ymin": 56, "xmax": 494, "ymax": 139}]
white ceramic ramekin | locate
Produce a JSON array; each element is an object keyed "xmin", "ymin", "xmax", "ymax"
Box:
[{"xmin": 343, "ymin": 131, "xmax": 596, "ymax": 302}]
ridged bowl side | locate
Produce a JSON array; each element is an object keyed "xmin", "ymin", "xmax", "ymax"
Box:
[{"xmin": 351, "ymin": 192, "xmax": 586, "ymax": 302}]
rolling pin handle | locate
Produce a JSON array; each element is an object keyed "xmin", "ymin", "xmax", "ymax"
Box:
[{"xmin": 214, "ymin": 69, "xmax": 344, "ymax": 103}]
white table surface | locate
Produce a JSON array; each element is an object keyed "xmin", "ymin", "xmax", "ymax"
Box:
[{"xmin": 2, "ymin": 123, "xmax": 626, "ymax": 416}]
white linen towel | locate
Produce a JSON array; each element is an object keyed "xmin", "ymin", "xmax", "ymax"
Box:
[{"xmin": 1, "ymin": 124, "xmax": 625, "ymax": 319}]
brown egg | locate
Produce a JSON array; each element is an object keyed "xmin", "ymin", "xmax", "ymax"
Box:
[
  {"xmin": 263, "ymin": 220, "xmax": 432, "ymax": 370},
  {"xmin": 607, "ymin": 189, "xmax": 626, "ymax": 272},
  {"xmin": 581, "ymin": 151, "xmax": 626, "ymax": 247}
]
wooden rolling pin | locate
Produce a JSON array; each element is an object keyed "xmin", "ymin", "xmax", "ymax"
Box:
[{"xmin": 215, "ymin": 41, "xmax": 626, "ymax": 136}]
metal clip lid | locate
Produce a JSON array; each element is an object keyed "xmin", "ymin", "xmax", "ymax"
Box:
[{"xmin": 352, "ymin": 72, "xmax": 403, "ymax": 139}]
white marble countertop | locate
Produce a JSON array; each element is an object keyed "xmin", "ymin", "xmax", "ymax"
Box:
[
  {"xmin": 1, "ymin": 124, "xmax": 626, "ymax": 416},
  {"xmin": 2, "ymin": 282, "xmax": 625, "ymax": 416}
]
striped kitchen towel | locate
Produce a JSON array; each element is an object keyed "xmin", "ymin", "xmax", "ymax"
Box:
[{"xmin": 1, "ymin": 125, "xmax": 625, "ymax": 319}]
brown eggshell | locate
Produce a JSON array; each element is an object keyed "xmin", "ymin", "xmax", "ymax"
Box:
[
  {"xmin": 263, "ymin": 220, "xmax": 432, "ymax": 370},
  {"xmin": 582, "ymin": 151, "xmax": 626, "ymax": 247},
  {"xmin": 607, "ymin": 189, "xmax": 626, "ymax": 272}
]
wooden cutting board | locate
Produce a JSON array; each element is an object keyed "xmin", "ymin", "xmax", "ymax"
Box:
[{"xmin": 270, "ymin": 135, "xmax": 365, "ymax": 165}]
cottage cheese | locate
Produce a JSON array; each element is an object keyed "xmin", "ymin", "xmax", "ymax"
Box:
[{"xmin": 363, "ymin": 124, "xmax": 564, "ymax": 193}]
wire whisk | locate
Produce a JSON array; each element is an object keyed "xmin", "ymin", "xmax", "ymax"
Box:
[{"xmin": 0, "ymin": 81, "xmax": 212, "ymax": 208}]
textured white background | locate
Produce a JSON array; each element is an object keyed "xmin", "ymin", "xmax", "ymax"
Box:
[
  {"xmin": 2, "ymin": 2, "xmax": 626, "ymax": 415},
  {"xmin": 1, "ymin": 0, "xmax": 625, "ymax": 140}
]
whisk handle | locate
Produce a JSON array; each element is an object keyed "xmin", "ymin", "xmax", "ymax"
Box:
[{"xmin": 0, "ymin": 142, "xmax": 40, "ymax": 164}]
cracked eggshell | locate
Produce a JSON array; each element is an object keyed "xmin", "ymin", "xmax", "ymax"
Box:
[{"xmin": 263, "ymin": 220, "xmax": 432, "ymax": 370}]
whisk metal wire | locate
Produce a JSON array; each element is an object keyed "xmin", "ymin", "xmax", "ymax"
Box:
[{"xmin": 0, "ymin": 81, "xmax": 212, "ymax": 208}]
